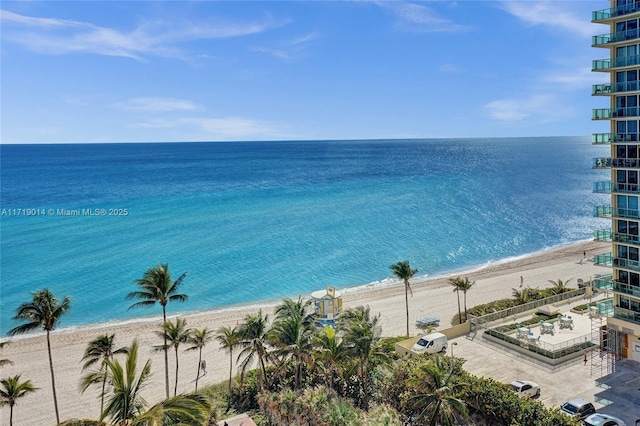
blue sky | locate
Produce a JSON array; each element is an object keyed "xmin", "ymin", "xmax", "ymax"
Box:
[{"xmin": 1, "ymin": 1, "xmax": 609, "ymax": 143}]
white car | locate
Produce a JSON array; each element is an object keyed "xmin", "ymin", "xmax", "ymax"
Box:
[
  {"xmin": 509, "ymin": 380, "xmax": 540, "ymax": 398},
  {"xmin": 583, "ymin": 413, "xmax": 627, "ymax": 426}
]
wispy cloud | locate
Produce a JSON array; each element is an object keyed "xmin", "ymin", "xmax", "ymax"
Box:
[
  {"xmin": 252, "ymin": 31, "xmax": 321, "ymax": 60},
  {"xmin": 440, "ymin": 63, "xmax": 464, "ymax": 73},
  {"xmin": 0, "ymin": 10, "xmax": 284, "ymax": 60},
  {"xmin": 499, "ymin": 1, "xmax": 593, "ymax": 37},
  {"xmin": 485, "ymin": 94, "xmax": 575, "ymax": 123},
  {"xmin": 115, "ymin": 97, "xmax": 200, "ymax": 112},
  {"xmin": 381, "ymin": 2, "xmax": 472, "ymax": 33},
  {"xmin": 137, "ymin": 116, "xmax": 289, "ymax": 140}
]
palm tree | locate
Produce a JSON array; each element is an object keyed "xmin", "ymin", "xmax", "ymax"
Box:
[
  {"xmin": 7, "ymin": 288, "xmax": 70, "ymax": 424},
  {"xmin": 268, "ymin": 297, "xmax": 315, "ymax": 390},
  {"xmin": 338, "ymin": 305, "xmax": 390, "ymax": 410},
  {"xmin": 312, "ymin": 326, "xmax": 349, "ymax": 391},
  {"xmin": 236, "ymin": 309, "xmax": 271, "ymax": 391},
  {"xmin": 186, "ymin": 327, "xmax": 214, "ymax": 391},
  {"xmin": 155, "ymin": 318, "xmax": 190, "ymax": 396},
  {"xmin": 458, "ymin": 277, "xmax": 475, "ymax": 322},
  {"xmin": 0, "ymin": 375, "xmax": 38, "ymax": 426},
  {"xmin": 390, "ymin": 261, "xmax": 418, "ymax": 336},
  {"xmin": 548, "ymin": 278, "xmax": 573, "ymax": 295},
  {"xmin": 448, "ymin": 277, "xmax": 464, "ymax": 325},
  {"xmin": 215, "ymin": 325, "xmax": 241, "ymax": 412},
  {"xmin": 127, "ymin": 263, "xmax": 188, "ymax": 398},
  {"xmin": 409, "ymin": 355, "xmax": 468, "ymax": 426},
  {"xmin": 130, "ymin": 393, "xmax": 211, "ymax": 426},
  {"xmin": 80, "ymin": 334, "xmax": 128, "ymax": 416},
  {"xmin": 101, "ymin": 339, "xmax": 151, "ymax": 424}
]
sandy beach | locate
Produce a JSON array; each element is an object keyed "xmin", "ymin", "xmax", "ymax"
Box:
[{"xmin": 0, "ymin": 240, "xmax": 609, "ymax": 425}]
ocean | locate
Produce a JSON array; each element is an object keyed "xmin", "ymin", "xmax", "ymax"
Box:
[{"xmin": 0, "ymin": 137, "xmax": 606, "ymax": 336}]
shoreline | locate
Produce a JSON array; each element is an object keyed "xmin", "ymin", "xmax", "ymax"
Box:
[
  {"xmin": 0, "ymin": 239, "xmax": 598, "ymax": 342},
  {"xmin": 0, "ymin": 239, "xmax": 610, "ymax": 425}
]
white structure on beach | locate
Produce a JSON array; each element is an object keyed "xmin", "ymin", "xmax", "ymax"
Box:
[{"xmin": 311, "ymin": 286, "xmax": 343, "ymax": 319}]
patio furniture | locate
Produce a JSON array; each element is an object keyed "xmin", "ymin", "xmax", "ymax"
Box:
[
  {"xmin": 528, "ymin": 335, "xmax": 541, "ymax": 345},
  {"xmin": 416, "ymin": 316, "xmax": 440, "ymax": 328},
  {"xmin": 516, "ymin": 326, "xmax": 529, "ymax": 339},
  {"xmin": 540, "ymin": 321, "xmax": 555, "ymax": 335},
  {"xmin": 559, "ymin": 317, "xmax": 574, "ymax": 330}
]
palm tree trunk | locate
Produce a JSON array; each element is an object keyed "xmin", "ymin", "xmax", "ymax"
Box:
[
  {"xmin": 195, "ymin": 348, "xmax": 202, "ymax": 391},
  {"xmin": 162, "ymin": 308, "xmax": 170, "ymax": 398},
  {"xmin": 174, "ymin": 346, "xmax": 179, "ymax": 396},
  {"xmin": 226, "ymin": 351, "xmax": 233, "ymax": 412},
  {"xmin": 463, "ymin": 291, "xmax": 468, "ymax": 322},
  {"xmin": 46, "ymin": 331, "xmax": 60, "ymax": 424},
  {"xmin": 404, "ymin": 280, "xmax": 410, "ymax": 336},
  {"xmin": 9, "ymin": 404, "xmax": 13, "ymax": 426},
  {"xmin": 456, "ymin": 290, "xmax": 462, "ymax": 324},
  {"xmin": 100, "ymin": 365, "xmax": 107, "ymax": 416}
]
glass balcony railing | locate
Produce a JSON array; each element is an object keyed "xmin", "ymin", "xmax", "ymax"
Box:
[
  {"xmin": 594, "ymin": 252, "xmax": 613, "ymax": 266},
  {"xmin": 613, "ymin": 281, "xmax": 640, "ymax": 297},
  {"xmin": 593, "ymin": 81, "xmax": 640, "ymax": 94},
  {"xmin": 594, "ymin": 205, "xmax": 613, "ymax": 218},
  {"xmin": 596, "ymin": 299, "xmax": 614, "ymax": 316},
  {"xmin": 611, "ymin": 158, "xmax": 640, "ymax": 168},
  {"xmin": 593, "ymin": 107, "xmax": 640, "ymax": 119},
  {"xmin": 594, "ymin": 274, "xmax": 613, "ymax": 290},
  {"xmin": 593, "ymin": 55, "xmax": 640, "ymax": 70},
  {"xmin": 613, "ymin": 207, "xmax": 640, "ymax": 219},
  {"xmin": 612, "ymin": 182, "xmax": 640, "ymax": 194},
  {"xmin": 613, "ymin": 257, "xmax": 640, "ymax": 271},
  {"xmin": 593, "ymin": 29, "xmax": 640, "ymax": 46},
  {"xmin": 593, "ymin": 181, "xmax": 611, "ymax": 194},
  {"xmin": 593, "ymin": 157, "xmax": 611, "ymax": 168},
  {"xmin": 614, "ymin": 306, "xmax": 640, "ymax": 324},
  {"xmin": 593, "ymin": 3, "xmax": 640, "ymax": 21},
  {"xmin": 594, "ymin": 228, "xmax": 613, "ymax": 242},
  {"xmin": 592, "ymin": 132, "xmax": 639, "ymax": 142},
  {"xmin": 613, "ymin": 231, "xmax": 640, "ymax": 245}
]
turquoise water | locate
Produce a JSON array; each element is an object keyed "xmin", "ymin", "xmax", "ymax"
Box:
[{"xmin": 0, "ymin": 137, "xmax": 606, "ymax": 335}]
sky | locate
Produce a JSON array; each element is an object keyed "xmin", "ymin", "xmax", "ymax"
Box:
[{"xmin": 0, "ymin": 0, "xmax": 610, "ymax": 143}]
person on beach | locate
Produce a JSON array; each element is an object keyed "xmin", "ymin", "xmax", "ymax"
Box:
[
  {"xmin": 584, "ymin": 351, "xmax": 588, "ymax": 366},
  {"xmin": 520, "ymin": 276, "xmax": 523, "ymax": 288},
  {"xmin": 200, "ymin": 359, "xmax": 207, "ymax": 376}
]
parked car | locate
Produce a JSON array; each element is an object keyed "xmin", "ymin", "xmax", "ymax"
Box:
[
  {"xmin": 509, "ymin": 380, "xmax": 540, "ymax": 398},
  {"xmin": 411, "ymin": 332, "xmax": 447, "ymax": 354},
  {"xmin": 583, "ymin": 413, "xmax": 627, "ymax": 426},
  {"xmin": 559, "ymin": 397, "xmax": 596, "ymax": 420}
]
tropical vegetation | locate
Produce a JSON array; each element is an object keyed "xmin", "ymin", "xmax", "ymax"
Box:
[
  {"xmin": 390, "ymin": 260, "xmax": 418, "ymax": 336},
  {"xmin": 0, "ymin": 374, "xmax": 38, "ymax": 426}
]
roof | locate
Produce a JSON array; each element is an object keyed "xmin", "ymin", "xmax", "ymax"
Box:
[{"xmin": 217, "ymin": 413, "xmax": 258, "ymax": 426}]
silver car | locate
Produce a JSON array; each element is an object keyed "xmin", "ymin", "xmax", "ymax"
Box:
[
  {"xmin": 509, "ymin": 380, "xmax": 541, "ymax": 398},
  {"xmin": 583, "ymin": 413, "xmax": 627, "ymax": 426}
]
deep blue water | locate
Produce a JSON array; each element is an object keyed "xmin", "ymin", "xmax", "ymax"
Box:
[{"xmin": 0, "ymin": 138, "xmax": 607, "ymax": 335}]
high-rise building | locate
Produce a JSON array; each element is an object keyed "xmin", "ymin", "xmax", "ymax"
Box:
[{"xmin": 592, "ymin": 0, "xmax": 640, "ymax": 364}]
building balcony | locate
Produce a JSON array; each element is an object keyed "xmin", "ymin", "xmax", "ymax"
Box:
[
  {"xmin": 593, "ymin": 181, "xmax": 611, "ymax": 194},
  {"xmin": 596, "ymin": 298, "xmax": 615, "ymax": 316},
  {"xmin": 613, "ymin": 231, "xmax": 640, "ymax": 245},
  {"xmin": 616, "ymin": 207, "xmax": 640, "ymax": 219},
  {"xmin": 613, "ymin": 306, "xmax": 640, "ymax": 325},
  {"xmin": 593, "ymin": 157, "xmax": 611, "ymax": 169},
  {"xmin": 595, "ymin": 274, "xmax": 613, "ymax": 291},
  {"xmin": 594, "ymin": 228, "xmax": 612, "ymax": 242},
  {"xmin": 593, "ymin": 252, "xmax": 613, "ymax": 267},
  {"xmin": 594, "ymin": 205, "xmax": 613, "ymax": 218},
  {"xmin": 613, "ymin": 256, "xmax": 640, "ymax": 272},
  {"xmin": 614, "ymin": 182, "xmax": 640, "ymax": 194},
  {"xmin": 593, "ymin": 54, "xmax": 640, "ymax": 71},
  {"xmin": 592, "ymin": 133, "xmax": 639, "ymax": 143},
  {"xmin": 593, "ymin": 107, "xmax": 640, "ymax": 119},
  {"xmin": 593, "ymin": 29, "xmax": 640, "ymax": 47},
  {"xmin": 593, "ymin": 3, "xmax": 640, "ymax": 22},
  {"xmin": 611, "ymin": 158, "xmax": 640, "ymax": 168},
  {"xmin": 592, "ymin": 81, "xmax": 640, "ymax": 95},
  {"xmin": 613, "ymin": 281, "xmax": 640, "ymax": 297}
]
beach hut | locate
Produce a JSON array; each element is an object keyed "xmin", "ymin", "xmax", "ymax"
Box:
[{"xmin": 311, "ymin": 286, "xmax": 343, "ymax": 320}]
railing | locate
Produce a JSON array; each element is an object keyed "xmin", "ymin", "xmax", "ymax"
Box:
[
  {"xmin": 594, "ymin": 274, "xmax": 613, "ymax": 290},
  {"xmin": 596, "ymin": 298, "xmax": 614, "ymax": 316},
  {"xmin": 613, "ymin": 281, "xmax": 640, "ymax": 297},
  {"xmin": 611, "ymin": 182, "xmax": 640, "ymax": 194},
  {"xmin": 593, "ymin": 157, "xmax": 612, "ymax": 168},
  {"xmin": 484, "ymin": 327, "xmax": 595, "ymax": 360},
  {"xmin": 614, "ymin": 306, "xmax": 640, "ymax": 324},
  {"xmin": 594, "ymin": 205, "xmax": 613, "ymax": 218},
  {"xmin": 613, "ymin": 207, "xmax": 640, "ymax": 219},
  {"xmin": 612, "ymin": 231, "xmax": 640, "ymax": 245},
  {"xmin": 593, "ymin": 107, "xmax": 640, "ymax": 119},
  {"xmin": 593, "ymin": 55, "xmax": 640, "ymax": 70},
  {"xmin": 611, "ymin": 158, "xmax": 640, "ymax": 168},
  {"xmin": 594, "ymin": 252, "xmax": 613, "ymax": 267},
  {"xmin": 593, "ymin": 3, "xmax": 640, "ymax": 21},
  {"xmin": 593, "ymin": 81, "xmax": 640, "ymax": 94},
  {"xmin": 593, "ymin": 181, "xmax": 611, "ymax": 194},
  {"xmin": 594, "ymin": 228, "xmax": 613, "ymax": 242},
  {"xmin": 593, "ymin": 29, "xmax": 640, "ymax": 46},
  {"xmin": 592, "ymin": 132, "xmax": 639, "ymax": 143},
  {"xmin": 613, "ymin": 257, "xmax": 640, "ymax": 271}
]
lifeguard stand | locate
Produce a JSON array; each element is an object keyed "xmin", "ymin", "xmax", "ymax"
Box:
[{"xmin": 311, "ymin": 286, "xmax": 343, "ymax": 319}]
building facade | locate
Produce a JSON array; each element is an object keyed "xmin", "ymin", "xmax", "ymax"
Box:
[{"xmin": 592, "ymin": 0, "xmax": 640, "ymax": 363}]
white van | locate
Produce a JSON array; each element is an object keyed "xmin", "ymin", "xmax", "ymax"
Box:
[{"xmin": 412, "ymin": 332, "xmax": 448, "ymax": 354}]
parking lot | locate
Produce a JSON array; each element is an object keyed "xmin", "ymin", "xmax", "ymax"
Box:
[{"xmin": 450, "ymin": 333, "xmax": 640, "ymax": 425}]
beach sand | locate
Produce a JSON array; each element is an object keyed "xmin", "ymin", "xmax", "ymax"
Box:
[{"xmin": 0, "ymin": 240, "xmax": 609, "ymax": 425}]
